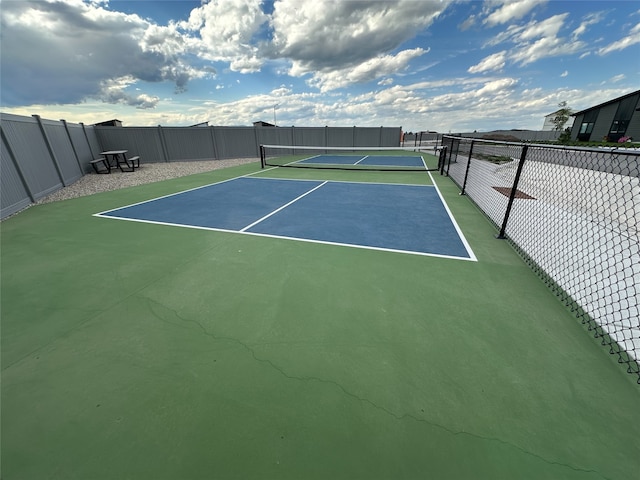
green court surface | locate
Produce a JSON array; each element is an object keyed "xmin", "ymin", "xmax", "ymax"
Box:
[{"xmin": 1, "ymin": 157, "xmax": 638, "ymax": 480}]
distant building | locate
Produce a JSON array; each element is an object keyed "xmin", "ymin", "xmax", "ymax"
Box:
[
  {"xmin": 570, "ymin": 89, "xmax": 640, "ymax": 142},
  {"xmin": 93, "ymin": 119, "xmax": 123, "ymax": 127},
  {"xmin": 253, "ymin": 121, "xmax": 276, "ymax": 127},
  {"xmin": 542, "ymin": 110, "xmax": 575, "ymax": 131}
]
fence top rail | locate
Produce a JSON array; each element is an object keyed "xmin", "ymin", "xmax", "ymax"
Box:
[{"xmin": 441, "ymin": 135, "xmax": 640, "ymax": 157}]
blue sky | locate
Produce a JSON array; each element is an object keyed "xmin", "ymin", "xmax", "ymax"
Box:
[{"xmin": 1, "ymin": 0, "xmax": 639, "ymax": 132}]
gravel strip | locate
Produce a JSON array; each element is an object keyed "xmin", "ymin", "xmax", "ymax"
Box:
[
  {"xmin": 36, "ymin": 158, "xmax": 258, "ymax": 205},
  {"xmin": 1, "ymin": 158, "xmax": 257, "ymax": 222}
]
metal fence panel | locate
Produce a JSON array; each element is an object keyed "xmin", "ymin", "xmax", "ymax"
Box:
[
  {"xmin": 66, "ymin": 123, "xmax": 97, "ymax": 173},
  {"xmin": 1, "ymin": 114, "xmax": 62, "ymax": 201},
  {"xmin": 1, "ymin": 113, "xmax": 404, "ymax": 219},
  {"xmin": 162, "ymin": 127, "xmax": 215, "ymax": 161},
  {"xmin": 96, "ymin": 125, "xmax": 403, "ymax": 160},
  {"xmin": 41, "ymin": 119, "xmax": 83, "ymax": 184},
  {"xmin": 290, "ymin": 127, "xmax": 326, "ymax": 147},
  {"xmin": 380, "ymin": 126, "xmax": 402, "ymax": 146},
  {"xmin": 1, "ymin": 134, "xmax": 32, "ymax": 218},
  {"xmin": 96, "ymin": 126, "xmax": 166, "ymax": 163},
  {"xmin": 212, "ymin": 127, "xmax": 261, "ymax": 159},
  {"xmin": 83, "ymin": 124, "xmax": 103, "ymax": 160},
  {"xmin": 353, "ymin": 127, "xmax": 377, "ymax": 146},
  {"xmin": 254, "ymin": 127, "xmax": 275, "ymax": 148},
  {"xmin": 326, "ymin": 127, "xmax": 356, "ymax": 147}
]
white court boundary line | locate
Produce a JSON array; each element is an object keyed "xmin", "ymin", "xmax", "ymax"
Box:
[
  {"xmin": 94, "ymin": 174, "xmax": 477, "ymax": 261},
  {"xmin": 92, "ymin": 214, "xmax": 474, "ymax": 261},
  {"xmin": 427, "ymin": 170, "xmax": 478, "ymax": 262},
  {"xmin": 240, "ymin": 181, "xmax": 327, "ymax": 232},
  {"xmin": 93, "ymin": 168, "xmax": 279, "ymax": 217}
]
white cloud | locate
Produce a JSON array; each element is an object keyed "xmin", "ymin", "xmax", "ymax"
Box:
[
  {"xmin": 608, "ymin": 74, "xmax": 626, "ymax": 84},
  {"xmin": 0, "ymin": 0, "xmax": 210, "ymax": 106},
  {"xmin": 271, "ymin": 0, "xmax": 449, "ymax": 76},
  {"xmin": 597, "ymin": 22, "xmax": 640, "ymax": 55},
  {"xmin": 561, "ymin": 71, "xmax": 568, "ymax": 77},
  {"xmin": 523, "ymin": 13, "xmax": 565, "ymax": 38},
  {"xmin": 5, "ymin": 78, "xmax": 633, "ymax": 135},
  {"xmin": 459, "ymin": 15, "xmax": 477, "ymax": 31},
  {"xmin": 468, "ymin": 51, "xmax": 507, "ymax": 74},
  {"xmin": 484, "ymin": 0, "xmax": 545, "ymax": 27},
  {"xmin": 99, "ymin": 76, "xmax": 160, "ymax": 109},
  {"xmin": 480, "ymin": 14, "xmax": 585, "ymax": 68},
  {"xmin": 306, "ymin": 48, "xmax": 427, "ymax": 92},
  {"xmin": 572, "ymin": 11, "xmax": 606, "ymax": 40},
  {"xmin": 182, "ymin": 0, "xmax": 268, "ymax": 72}
]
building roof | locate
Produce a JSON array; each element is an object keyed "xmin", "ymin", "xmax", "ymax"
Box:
[
  {"xmin": 93, "ymin": 119, "xmax": 123, "ymax": 126},
  {"xmin": 545, "ymin": 109, "xmax": 562, "ymax": 118},
  {"xmin": 571, "ymin": 89, "xmax": 640, "ymax": 116}
]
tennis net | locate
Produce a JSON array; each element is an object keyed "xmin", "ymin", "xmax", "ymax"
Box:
[{"xmin": 260, "ymin": 144, "xmax": 438, "ymax": 171}]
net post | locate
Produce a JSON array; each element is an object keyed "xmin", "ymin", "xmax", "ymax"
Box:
[
  {"xmin": 259, "ymin": 145, "xmax": 265, "ymax": 169},
  {"xmin": 445, "ymin": 136, "xmax": 458, "ymax": 177},
  {"xmin": 437, "ymin": 146, "xmax": 447, "ymax": 174},
  {"xmin": 460, "ymin": 139, "xmax": 474, "ymax": 196},
  {"xmin": 497, "ymin": 144, "xmax": 529, "ymax": 239}
]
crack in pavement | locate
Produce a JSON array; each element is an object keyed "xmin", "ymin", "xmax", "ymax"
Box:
[{"xmin": 144, "ymin": 297, "xmax": 613, "ymax": 480}]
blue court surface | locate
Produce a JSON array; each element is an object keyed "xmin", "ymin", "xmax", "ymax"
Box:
[
  {"xmin": 298, "ymin": 154, "xmax": 426, "ymax": 167},
  {"xmin": 96, "ymin": 176, "xmax": 475, "ymax": 260}
]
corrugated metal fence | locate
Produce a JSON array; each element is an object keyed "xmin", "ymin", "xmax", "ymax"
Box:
[
  {"xmin": 1, "ymin": 113, "xmax": 401, "ymax": 219},
  {"xmin": 1, "ymin": 113, "xmax": 103, "ymax": 219}
]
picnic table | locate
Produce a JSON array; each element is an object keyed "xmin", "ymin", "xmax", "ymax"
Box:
[{"xmin": 91, "ymin": 150, "xmax": 140, "ymax": 173}]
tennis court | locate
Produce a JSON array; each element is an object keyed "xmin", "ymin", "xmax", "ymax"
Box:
[{"xmin": 1, "ymin": 151, "xmax": 639, "ymax": 479}]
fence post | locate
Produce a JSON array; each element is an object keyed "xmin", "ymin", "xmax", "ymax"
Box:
[
  {"xmin": 33, "ymin": 114, "xmax": 67, "ymax": 186},
  {"xmin": 253, "ymin": 125, "xmax": 260, "ymax": 158},
  {"xmin": 210, "ymin": 126, "xmax": 219, "ymax": 160},
  {"xmin": 460, "ymin": 139, "xmax": 475, "ymax": 196},
  {"xmin": 497, "ymin": 144, "xmax": 529, "ymax": 239},
  {"xmin": 1, "ymin": 125, "xmax": 36, "ymax": 202},
  {"xmin": 440, "ymin": 138, "xmax": 449, "ymax": 175},
  {"xmin": 81, "ymin": 123, "xmax": 98, "ymax": 158},
  {"xmin": 157, "ymin": 125, "xmax": 170, "ymax": 162},
  {"xmin": 61, "ymin": 119, "xmax": 84, "ymax": 173},
  {"xmin": 437, "ymin": 146, "xmax": 447, "ymax": 174},
  {"xmin": 444, "ymin": 137, "xmax": 458, "ymax": 177}
]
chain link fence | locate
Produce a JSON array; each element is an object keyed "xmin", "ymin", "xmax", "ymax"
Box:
[{"xmin": 439, "ymin": 136, "xmax": 639, "ymax": 383}]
